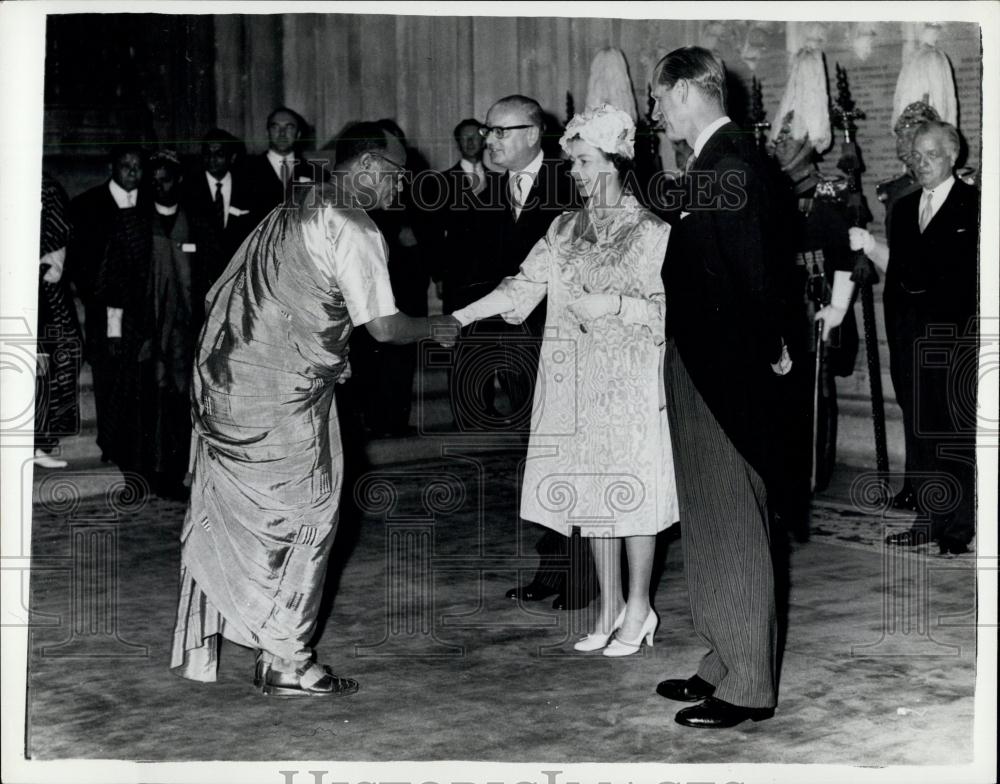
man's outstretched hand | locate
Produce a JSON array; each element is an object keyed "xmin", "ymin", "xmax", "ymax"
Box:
[{"xmin": 431, "ymin": 314, "xmax": 461, "ymax": 348}]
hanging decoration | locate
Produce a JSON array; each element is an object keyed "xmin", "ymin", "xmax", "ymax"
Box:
[
  {"xmin": 891, "ymin": 23, "xmax": 957, "ymax": 128},
  {"xmin": 769, "ymin": 45, "xmax": 832, "ymax": 153}
]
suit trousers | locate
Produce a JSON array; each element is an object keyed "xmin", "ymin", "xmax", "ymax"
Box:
[
  {"xmin": 664, "ymin": 342, "xmax": 778, "ymax": 708},
  {"xmin": 887, "ymin": 296, "xmax": 976, "ymax": 542}
]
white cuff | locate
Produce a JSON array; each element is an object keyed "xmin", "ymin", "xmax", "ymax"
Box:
[
  {"xmin": 868, "ymin": 239, "xmax": 890, "ymax": 273},
  {"xmin": 452, "ymin": 290, "xmax": 516, "ymax": 327},
  {"xmin": 107, "ymin": 308, "xmax": 123, "ymax": 338},
  {"xmin": 830, "ymin": 270, "xmax": 855, "ymax": 309}
]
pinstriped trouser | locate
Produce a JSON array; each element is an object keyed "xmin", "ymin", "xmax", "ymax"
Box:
[{"xmin": 664, "ymin": 342, "xmax": 778, "ymax": 709}]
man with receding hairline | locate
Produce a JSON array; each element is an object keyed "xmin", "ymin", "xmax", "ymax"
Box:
[
  {"xmin": 171, "ymin": 121, "xmax": 459, "ymax": 697},
  {"xmin": 819, "ymin": 119, "xmax": 979, "ymax": 556},
  {"xmin": 467, "ymin": 93, "xmax": 595, "ymax": 613},
  {"xmin": 650, "ymin": 46, "xmax": 782, "ymax": 728}
]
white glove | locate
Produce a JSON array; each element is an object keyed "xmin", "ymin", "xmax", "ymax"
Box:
[
  {"xmin": 848, "ymin": 227, "xmax": 875, "ymax": 254},
  {"xmin": 770, "ymin": 340, "xmax": 792, "ymax": 376},
  {"xmin": 40, "ymin": 247, "xmax": 66, "ymax": 283},
  {"xmin": 106, "ymin": 307, "xmax": 123, "ymax": 339},
  {"xmin": 815, "ymin": 270, "xmax": 855, "ymax": 341},
  {"xmin": 567, "ymin": 293, "xmax": 619, "ymax": 327},
  {"xmin": 337, "ymin": 359, "xmax": 352, "ymax": 384}
]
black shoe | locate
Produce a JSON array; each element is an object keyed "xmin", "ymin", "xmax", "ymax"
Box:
[
  {"xmin": 656, "ymin": 674, "xmax": 716, "ymax": 702},
  {"xmin": 506, "ymin": 582, "xmax": 558, "ymax": 602},
  {"xmin": 891, "ymin": 488, "xmax": 919, "ymax": 512},
  {"xmin": 938, "ymin": 536, "xmax": 970, "ymax": 555},
  {"xmin": 885, "ymin": 529, "xmax": 931, "ymax": 547},
  {"xmin": 674, "ymin": 697, "xmax": 774, "ymax": 728},
  {"xmin": 551, "ymin": 592, "xmax": 594, "ymax": 611}
]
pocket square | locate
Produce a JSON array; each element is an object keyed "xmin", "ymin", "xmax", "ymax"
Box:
[
  {"xmin": 679, "ymin": 210, "xmax": 691, "ymax": 220},
  {"xmin": 955, "ymin": 228, "xmax": 967, "ymax": 233},
  {"xmin": 228, "ymin": 206, "xmax": 250, "ymax": 217},
  {"xmin": 181, "ymin": 243, "xmax": 197, "ymax": 252}
]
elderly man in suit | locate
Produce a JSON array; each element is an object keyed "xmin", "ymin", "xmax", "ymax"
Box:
[
  {"xmin": 463, "ymin": 94, "xmax": 595, "ymax": 612},
  {"xmin": 819, "ymin": 120, "xmax": 979, "ymax": 555},
  {"xmin": 650, "ymin": 46, "xmax": 784, "ymax": 728}
]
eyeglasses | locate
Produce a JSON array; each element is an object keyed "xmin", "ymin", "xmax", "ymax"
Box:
[
  {"xmin": 371, "ymin": 153, "xmax": 406, "ymax": 172},
  {"xmin": 479, "ymin": 124, "xmax": 534, "ymax": 139}
]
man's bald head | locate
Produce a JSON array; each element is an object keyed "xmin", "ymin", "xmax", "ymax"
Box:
[{"xmin": 334, "ymin": 122, "xmax": 406, "ymax": 170}]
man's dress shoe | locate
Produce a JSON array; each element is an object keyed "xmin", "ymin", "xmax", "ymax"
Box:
[
  {"xmin": 891, "ymin": 487, "xmax": 919, "ymax": 512},
  {"xmin": 551, "ymin": 592, "xmax": 594, "ymax": 611},
  {"xmin": 938, "ymin": 535, "xmax": 970, "ymax": 555},
  {"xmin": 505, "ymin": 583, "xmax": 558, "ymax": 602},
  {"xmin": 674, "ymin": 697, "xmax": 774, "ymax": 728},
  {"xmin": 885, "ymin": 529, "xmax": 931, "ymax": 547},
  {"xmin": 656, "ymin": 674, "xmax": 715, "ymax": 702}
]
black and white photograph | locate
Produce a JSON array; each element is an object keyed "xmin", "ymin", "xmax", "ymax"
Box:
[{"xmin": 1, "ymin": 2, "xmax": 997, "ymax": 783}]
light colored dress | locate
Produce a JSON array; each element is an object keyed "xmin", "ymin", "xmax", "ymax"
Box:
[
  {"xmin": 171, "ymin": 183, "xmax": 398, "ymax": 681},
  {"xmin": 477, "ymin": 195, "xmax": 678, "ymax": 537}
]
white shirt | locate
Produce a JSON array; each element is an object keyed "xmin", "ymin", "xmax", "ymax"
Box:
[
  {"xmin": 509, "ymin": 149, "xmax": 544, "ymax": 217},
  {"xmin": 459, "ymin": 158, "xmax": 485, "ymax": 178},
  {"xmin": 266, "ymin": 149, "xmax": 296, "ymax": 182},
  {"xmin": 920, "ymin": 175, "xmax": 956, "ymax": 226},
  {"xmin": 154, "ymin": 202, "xmax": 178, "ymax": 216},
  {"xmin": 205, "ymin": 171, "xmax": 233, "ymax": 227},
  {"xmin": 692, "ymin": 115, "xmax": 733, "ymax": 159},
  {"xmin": 108, "ymin": 179, "xmax": 137, "ymax": 208}
]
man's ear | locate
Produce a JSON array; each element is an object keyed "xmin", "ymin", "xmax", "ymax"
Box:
[
  {"xmin": 529, "ymin": 126, "xmax": 542, "ymax": 148},
  {"xmin": 676, "ymin": 79, "xmax": 689, "ymax": 104}
]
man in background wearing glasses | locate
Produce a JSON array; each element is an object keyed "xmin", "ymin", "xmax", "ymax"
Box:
[{"xmin": 460, "ymin": 94, "xmax": 595, "ymax": 613}]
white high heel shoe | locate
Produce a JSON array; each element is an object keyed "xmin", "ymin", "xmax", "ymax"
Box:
[
  {"xmin": 34, "ymin": 449, "xmax": 67, "ymax": 469},
  {"xmin": 603, "ymin": 608, "xmax": 658, "ymax": 657},
  {"xmin": 573, "ymin": 606, "xmax": 626, "ymax": 652}
]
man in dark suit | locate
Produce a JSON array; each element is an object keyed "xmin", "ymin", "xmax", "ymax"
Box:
[
  {"xmin": 820, "ymin": 120, "xmax": 979, "ymax": 555},
  {"xmin": 183, "ymin": 128, "xmax": 255, "ymax": 327},
  {"xmin": 464, "ymin": 94, "xmax": 594, "ymax": 611},
  {"xmin": 66, "ymin": 145, "xmax": 151, "ymax": 473},
  {"xmin": 243, "ymin": 106, "xmax": 314, "ymax": 227},
  {"xmin": 437, "ymin": 118, "xmax": 488, "ymax": 314},
  {"xmin": 650, "ymin": 47, "xmax": 782, "ymax": 728}
]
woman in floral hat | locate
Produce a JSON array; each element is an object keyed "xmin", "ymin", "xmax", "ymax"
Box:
[{"xmin": 451, "ymin": 104, "xmax": 678, "ymax": 656}]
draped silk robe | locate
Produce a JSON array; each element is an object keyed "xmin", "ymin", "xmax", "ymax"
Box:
[{"xmin": 171, "ymin": 184, "xmax": 397, "ymax": 681}]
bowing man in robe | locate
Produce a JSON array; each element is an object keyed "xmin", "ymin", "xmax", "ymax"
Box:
[{"xmin": 171, "ymin": 122, "xmax": 460, "ymax": 697}]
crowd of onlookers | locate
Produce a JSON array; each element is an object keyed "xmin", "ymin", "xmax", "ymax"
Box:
[{"xmin": 34, "ymin": 105, "xmax": 501, "ymax": 498}]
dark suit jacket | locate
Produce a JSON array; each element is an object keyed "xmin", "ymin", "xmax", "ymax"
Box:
[
  {"xmin": 662, "ymin": 121, "xmax": 784, "ymax": 481},
  {"xmin": 469, "ymin": 157, "xmax": 581, "ymax": 329},
  {"xmin": 66, "ymin": 182, "xmax": 152, "ymax": 354},
  {"xmin": 435, "ymin": 162, "xmax": 495, "ymax": 312},
  {"xmin": 182, "ymin": 171, "xmax": 256, "ymax": 319},
  {"xmin": 885, "ymin": 177, "xmax": 979, "ymax": 331},
  {"xmin": 242, "ymin": 152, "xmax": 315, "ymax": 228}
]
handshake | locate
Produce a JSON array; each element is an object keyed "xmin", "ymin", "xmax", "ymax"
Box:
[{"xmin": 430, "ymin": 314, "xmax": 462, "ymax": 348}]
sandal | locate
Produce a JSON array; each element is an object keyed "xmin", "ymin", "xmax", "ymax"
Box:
[{"xmin": 254, "ymin": 656, "xmax": 359, "ymax": 697}]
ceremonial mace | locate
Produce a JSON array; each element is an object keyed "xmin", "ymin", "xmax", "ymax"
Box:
[
  {"xmin": 830, "ymin": 63, "xmax": 890, "ymax": 489},
  {"xmin": 750, "ymin": 76, "xmax": 771, "ymax": 149}
]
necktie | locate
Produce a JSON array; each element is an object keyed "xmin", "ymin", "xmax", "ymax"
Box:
[
  {"xmin": 279, "ymin": 157, "xmax": 292, "ymax": 183},
  {"xmin": 510, "ymin": 172, "xmax": 530, "ymax": 219},
  {"xmin": 214, "ymin": 180, "xmax": 225, "ymax": 229},
  {"xmin": 918, "ymin": 190, "xmax": 934, "ymax": 233}
]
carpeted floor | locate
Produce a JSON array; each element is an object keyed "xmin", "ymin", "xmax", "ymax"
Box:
[{"xmin": 24, "ymin": 453, "xmax": 977, "ymax": 764}]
